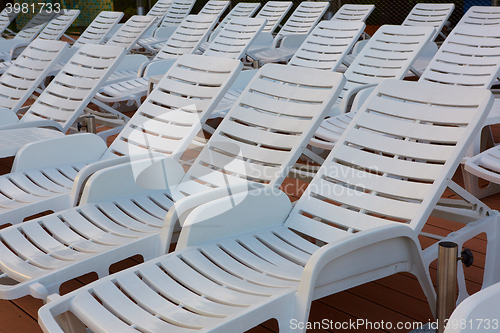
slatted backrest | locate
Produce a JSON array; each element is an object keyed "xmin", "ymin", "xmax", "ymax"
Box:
[
  {"xmin": 402, "ymin": 3, "xmax": 454, "ymax": 40},
  {"xmin": 106, "ymin": 15, "xmax": 158, "ymax": 51},
  {"xmin": 255, "ymin": 1, "xmax": 292, "ymax": 33},
  {"xmin": 35, "ymin": 9, "xmax": 80, "ymax": 41},
  {"xmin": 276, "ymin": 2, "xmax": 329, "ymax": 39},
  {"xmin": 341, "ymin": 25, "xmax": 434, "ymax": 103},
  {"xmin": 420, "ymin": 25, "xmax": 500, "ymax": 89},
  {"xmin": 288, "ymin": 20, "xmax": 365, "ymax": 71},
  {"xmin": 13, "ymin": 10, "xmax": 55, "ymax": 42},
  {"xmin": 457, "ymin": 6, "xmax": 500, "ymax": 26},
  {"xmin": 203, "ymin": 17, "xmax": 266, "ymax": 59},
  {"xmin": 0, "ymin": 8, "xmax": 18, "ymax": 34},
  {"xmin": 154, "ymin": 15, "xmax": 217, "ymax": 60},
  {"xmin": 103, "ymin": 54, "xmax": 242, "ymax": 160},
  {"xmin": 331, "ymin": 4, "xmax": 375, "ymax": 22},
  {"xmin": 20, "ymin": 45, "xmax": 126, "ymax": 131},
  {"xmin": 147, "ymin": 0, "xmax": 172, "ymax": 19},
  {"xmin": 159, "ymin": 0, "xmax": 196, "ymax": 27},
  {"xmin": 0, "ymin": 39, "xmax": 68, "ymax": 112},
  {"xmin": 285, "ymin": 79, "xmax": 493, "ymax": 243},
  {"xmin": 198, "ymin": 0, "xmax": 230, "ymax": 19},
  {"xmin": 217, "ymin": 2, "xmax": 261, "ymax": 30},
  {"xmin": 72, "ymin": 11, "xmax": 123, "ymax": 48},
  {"xmin": 176, "ymin": 64, "xmax": 345, "ymax": 196}
]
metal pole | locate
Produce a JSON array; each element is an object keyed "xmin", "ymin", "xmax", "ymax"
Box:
[
  {"xmin": 85, "ymin": 115, "xmax": 97, "ymax": 134},
  {"xmin": 436, "ymin": 241, "xmax": 458, "ymax": 333}
]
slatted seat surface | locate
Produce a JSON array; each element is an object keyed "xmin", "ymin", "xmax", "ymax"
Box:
[
  {"xmin": 95, "ymin": 17, "xmax": 265, "ymax": 107},
  {"xmin": 0, "ymin": 54, "xmax": 240, "ymax": 226},
  {"xmin": 402, "ymin": 3, "xmax": 454, "ymax": 41},
  {"xmin": 331, "ymin": 4, "xmax": 375, "ymax": 22},
  {"xmin": 212, "ymin": 21, "xmax": 365, "ymax": 118},
  {"xmin": 176, "ymin": 64, "xmax": 344, "ymax": 196},
  {"xmin": 314, "ymin": 24, "xmax": 500, "ymax": 149},
  {"xmin": 106, "ymin": 15, "xmax": 158, "ymax": 52},
  {"xmin": 95, "ymin": 14, "xmax": 219, "ymax": 105},
  {"xmin": 203, "ymin": 17, "xmax": 266, "ymax": 59},
  {"xmin": 288, "ymin": 21, "xmax": 365, "ymax": 70},
  {"xmin": 199, "ymin": 2, "xmax": 261, "ymax": 51},
  {"xmin": 0, "ymin": 10, "xmax": 56, "ymax": 62},
  {"xmin": 11, "ymin": 10, "xmax": 55, "ymax": 42},
  {"xmin": 138, "ymin": 0, "xmax": 225, "ymax": 52},
  {"xmin": 255, "ymin": 1, "xmax": 292, "ymax": 33},
  {"xmin": 37, "ymin": 79, "xmax": 493, "ymax": 333},
  {"xmin": 0, "ymin": 39, "xmax": 68, "ymax": 112},
  {"xmin": 217, "ymin": 2, "xmax": 261, "ymax": 30},
  {"xmin": 255, "ymin": 18, "xmax": 365, "ymax": 65},
  {"xmin": 457, "ymin": 6, "xmax": 500, "ymax": 26},
  {"xmin": 274, "ymin": 1, "xmax": 329, "ymax": 39},
  {"xmin": 0, "ymin": 62, "xmax": 343, "ymax": 302},
  {"xmin": 17, "ymin": 45, "xmax": 125, "ymax": 132},
  {"xmin": 147, "ymin": 0, "xmax": 173, "ymax": 19},
  {"xmin": 102, "ymin": 54, "xmax": 242, "ymax": 159},
  {"xmin": 72, "ymin": 11, "xmax": 123, "ymax": 48},
  {"xmin": 158, "ymin": 0, "xmax": 196, "ymax": 28},
  {"xmin": 154, "ymin": 14, "xmax": 218, "ymax": 60},
  {"xmin": 198, "ymin": 0, "xmax": 229, "ymax": 17}
]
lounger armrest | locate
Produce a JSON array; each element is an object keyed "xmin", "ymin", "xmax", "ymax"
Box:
[
  {"xmin": 280, "ymin": 34, "xmax": 308, "ymax": 48},
  {"xmin": 296, "ymin": 224, "xmax": 427, "ymax": 318},
  {"xmin": 0, "ymin": 119, "xmax": 64, "ymax": 131},
  {"xmin": 79, "ymin": 156, "xmax": 185, "ymax": 205},
  {"xmin": 114, "ymin": 54, "xmax": 149, "ymax": 76},
  {"xmin": 158, "ymin": 183, "xmax": 266, "ymax": 253},
  {"xmin": 175, "ymin": 186, "xmax": 292, "ymax": 249},
  {"xmin": 12, "ymin": 133, "xmax": 107, "ymax": 172},
  {"xmin": 143, "ymin": 58, "xmax": 178, "ymax": 78},
  {"xmin": 338, "ymin": 83, "xmax": 378, "ymax": 114},
  {"xmin": 0, "ymin": 108, "xmax": 20, "ymax": 126}
]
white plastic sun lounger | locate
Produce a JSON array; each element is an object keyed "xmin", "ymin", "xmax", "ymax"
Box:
[
  {"xmin": 0, "ymin": 44, "xmax": 126, "ymax": 159},
  {"xmin": 0, "ymin": 10, "xmax": 77, "ymax": 62},
  {"xmin": 251, "ymin": 4, "xmax": 374, "ymax": 65},
  {"xmin": 315, "ymin": 25, "xmax": 500, "ymax": 157},
  {"xmin": 37, "ymin": 78, "xmax": 494, "ymax": 333},
  {"xmin": 137, "ymin": 0, "xmax": 228, "ymax": 52},
  {"xmin": 0, "ymin": 11, "xmax": 124, "ymax": 76},
  {"xmin": 211, "ymin": 20, "xmax": 365, "ymax": 119},
  {"xmin": 0, "ymin": 63, "xmax": 345, "ymax": 302},
  {"xmin": 0, "ymin": 53, "xmax": 242, "ymax": 225},
  {"xmin": 198, "ymin": 2, "xmax": 261, "ymax": 52},
  {"xmin": 0, "ymin": 39, "xmax": 68, "ymax": 116},
  {"xmin": 245, "ymin": 1, "xmax": 329, "ymax": 60},
  {"xmin": 95, "ymin": 17, "xmax": 266, "ymax": 113}
]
